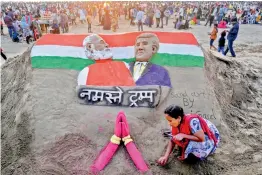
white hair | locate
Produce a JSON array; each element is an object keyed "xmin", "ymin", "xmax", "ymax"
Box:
[
  {"xmin": 83, "ymin": 34, "xmax": 103, "ymax": 48},
  {"xmin": 83, "ymin": 34, "xmax": 113, "ymax": 60}
]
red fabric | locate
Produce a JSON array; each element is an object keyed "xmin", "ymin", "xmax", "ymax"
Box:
[
  {"xmin": 86, "ymin": 60, "xmax": 135, "ymax": 86},
  {"xmin": 26, "ymin": 15, "xmax": 33, "ymax": 24},
  {"xmin": 171, "ymin": 114, "xmax": 218, "ymax": 159},
  {"xmin": 218, "ymin": 21, "xmax": 227, "ymax": 28},
  {"xmin": 90, "ymin": 113, "xmax": 122, "ymax": 173},
  {"xmin": 193, "ymin": 16, "xmax": 197, "ymax": 23}
]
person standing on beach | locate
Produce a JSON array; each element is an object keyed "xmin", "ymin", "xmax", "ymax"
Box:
[
  {"xmin": 224, "ymin": 17, "xmax": 239, "ymax": 57},
  {"xmin": 218, "ymin": 31, "xmax": 226, "ymax": 55},
  {"xmin": 136, "ymin": 7, "xmax": 144, "ymax": 31},
  {"xmin": 209, "ymin": 23, "xmax": 218, "ymax": 50}
]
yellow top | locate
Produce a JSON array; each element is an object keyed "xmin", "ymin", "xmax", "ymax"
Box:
[{"xmin": 87, "ymin": 15, "xmax": 92, "ymax": 24}]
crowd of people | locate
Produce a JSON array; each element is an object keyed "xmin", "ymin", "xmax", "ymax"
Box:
[{"xmin": 1, "ymin": 1, "xmax": 262, "ymax": 59}]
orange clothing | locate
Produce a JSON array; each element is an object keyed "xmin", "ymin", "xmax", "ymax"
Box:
[
  {"xmin": 210, "ymin": 28, "xmax": 218, "ymax": 40},
  {"xmin": 86, "ymin": 60, "xmax": 135, "ymax": 86}
]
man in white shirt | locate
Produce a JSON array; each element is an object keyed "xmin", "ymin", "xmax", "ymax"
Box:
[{"xmin": 136, "ymin": 7, "xmax": 145, "ymax": 31}]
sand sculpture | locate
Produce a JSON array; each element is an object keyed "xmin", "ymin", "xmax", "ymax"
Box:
[
  {"xmin": 31, "ymin": 32, "xmax": 204, "ymax": 108},
  {"xmin": 90, "ymin": 111, "xmax": 149, "ymax": 174},
  {"xmin": 28, "ymin": 32, "xmax": 212, "ymax": 174}
]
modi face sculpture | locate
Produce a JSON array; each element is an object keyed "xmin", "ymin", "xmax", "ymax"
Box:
[
  {"xmin": 33, "ymin": 32, "xmax": 206, "ymax": 107},
  {"xmin": 78, "ymin": 34, "xmax": 135, "ymax": 86},
  {"xmin": 83, "ymin": 34, "xmax": 113, "ymax": 61}
]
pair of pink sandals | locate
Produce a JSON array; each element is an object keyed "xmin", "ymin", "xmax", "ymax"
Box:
[{"xmin": 90, "ymin": 112, "xmax": 149, "ymax": 174}]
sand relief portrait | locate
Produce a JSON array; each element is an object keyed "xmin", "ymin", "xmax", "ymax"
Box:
[
  {"xmin": 77, "ymin": 33, "xmax": 172, "ymax": 107},
  {"xmin": 25, "ymin": 31, "xmax": 217, "ymax": 175},
  {"xmin": 77, "ymin": 33, "xmax": 171, "ymax": 87},
  {"xmin": 130, "ymin": 33, "xmax": 171, "ymax": 87},
  {"xmin": 77, "ymin": 34, "xmax": 135, "ymax": 87}
]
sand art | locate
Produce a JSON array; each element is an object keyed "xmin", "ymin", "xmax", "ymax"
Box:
[
  {"xmin": 2, "ymin": 16, "xmax": 262, "ymax": 174},
  {"xmin": 90, "ymin": 112, "xmax": 149, "ymax": 174},
  {"xmin": 31, "ymin": 32, "xmax": 204, "ymax": 108}
]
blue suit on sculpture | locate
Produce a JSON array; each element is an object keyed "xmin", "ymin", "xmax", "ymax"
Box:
[{"xmin": 129, "ymin": 62, "xmax": 172, "ymax": 87}]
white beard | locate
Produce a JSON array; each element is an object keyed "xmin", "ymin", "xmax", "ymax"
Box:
[{"xmin": 85, "ymin": 48, "xmax": 113, "ymax": 60}]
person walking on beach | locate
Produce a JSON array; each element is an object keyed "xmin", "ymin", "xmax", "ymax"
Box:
[
  {"xmin": 136, "ymin": 7, "xmax": 144, "ymax": 31},
  {"xmin": 224, "ymin": 17, "xmax": 239, "ymax": 57}
]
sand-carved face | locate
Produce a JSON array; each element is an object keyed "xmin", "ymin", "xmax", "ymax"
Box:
[
  {"xmin": 83, "ymin": 34, "xmax": 113, "ymax": 60},
  {"xmin": 135, "ymin": 34, "xmax": 159, "ymax": 62}
]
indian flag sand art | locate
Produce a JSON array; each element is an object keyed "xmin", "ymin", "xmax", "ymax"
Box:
[
  {"xmin": 31, "ymin": 32, "xmax": 204, "ymax": 107},
  {"xmin": 31, "ymin": 32, "xmax": 204, "ymax": 70},
  {"xmin": 30, "ymin": 32, "xmax": 208, "ymax": 173}
]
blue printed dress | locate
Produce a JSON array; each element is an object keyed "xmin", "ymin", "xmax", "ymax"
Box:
[{"xmin": 184, "ymin": 118, "xmax": 220, "ymax": 160}]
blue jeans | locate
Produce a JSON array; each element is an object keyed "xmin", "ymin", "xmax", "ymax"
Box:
[
  {"xmin": 8, "ymin": 26, "xmax": 17, "ymax": 38},
  {"xmin": 210, "ymin": 39, "xmax": 214, "ymax": 46},
  {"xmin": 224, "ymin": 40, "xmax": 236, "ymax": 57},
  {"xmin": 218, "ymin": 15, "xmax": 223, "ymax": 23},
  {"xmin": 218, "ymin": 46, "xmax": 224, "ymax": 54}
]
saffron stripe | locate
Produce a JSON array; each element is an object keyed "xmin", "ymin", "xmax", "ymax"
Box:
[{"xmin": 35, "ymin": 32, "xmax": 199, "ymax": 47}]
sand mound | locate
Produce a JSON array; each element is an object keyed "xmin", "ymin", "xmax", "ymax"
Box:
[
  {"xmin": 1, "ymin": 46, "xmax": 36, "ymax": 175},
  {"xmin": 203, "ymin": 49, "xmax": 262, "ymax": 174}
]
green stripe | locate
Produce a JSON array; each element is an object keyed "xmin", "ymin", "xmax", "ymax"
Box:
[{"xmin": 31, "ymin": 54, "xmax": 204, "ymax": 70}]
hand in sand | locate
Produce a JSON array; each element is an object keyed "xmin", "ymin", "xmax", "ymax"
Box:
[{"xmin": 157, "ymin": 156, "xmax": 168, "ymax": 166}]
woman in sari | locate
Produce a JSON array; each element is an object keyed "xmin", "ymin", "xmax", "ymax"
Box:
[{"xmin": 158, "ymin": 105, "xmax": 220, "ymax": 165}]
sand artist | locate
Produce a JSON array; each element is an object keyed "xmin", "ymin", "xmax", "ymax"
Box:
[
  {"xmin": 78, "ymin": 34, "xmax": 135, "ymax": 86},
  {"xmin": 158, "ymin": 105, "xmax": 220, "ymax": 165},
  {"xmin": 90, "ymin": 112, "xmax": 149, "ymax": 173}
]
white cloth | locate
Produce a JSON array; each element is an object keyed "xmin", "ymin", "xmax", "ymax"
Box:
[{"xmin": 79, "ymin": 9, "xmax": 86, "ymax": 20}]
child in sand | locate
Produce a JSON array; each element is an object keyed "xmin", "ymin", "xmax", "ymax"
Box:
[
  {"xmin": 209, "ymin": 23, "xmax": 218, "ymax": 50},
  {"xmin": 218, "ymin": 31, "xmax": 226, "ymax": 55}
]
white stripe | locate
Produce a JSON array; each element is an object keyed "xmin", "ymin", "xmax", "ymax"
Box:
[
  {"xmin": 78, "ymin": 67, "xmax": 89, "ymax": 86},
  {"xmin": 31, "ymin": 44, "xmax": 204, "ymax": 59}
]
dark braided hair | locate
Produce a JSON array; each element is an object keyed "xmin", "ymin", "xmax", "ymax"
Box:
[{"xmin": 164, "ymin": 105, "xmax": 184, "ymax": 120}]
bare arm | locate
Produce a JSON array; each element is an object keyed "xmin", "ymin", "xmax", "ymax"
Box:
[
  {"xmin": 183, "ymin": 130, "xmax": 205, "ymax": 142},
  {"xmin": 164, "ymin": 140, "xmax": 175, "ymax": 158}
]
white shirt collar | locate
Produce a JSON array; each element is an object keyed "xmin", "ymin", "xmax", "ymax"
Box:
[{"xmin": 135, "ymin": 61, "xmax": 148, "ymax": 66}]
